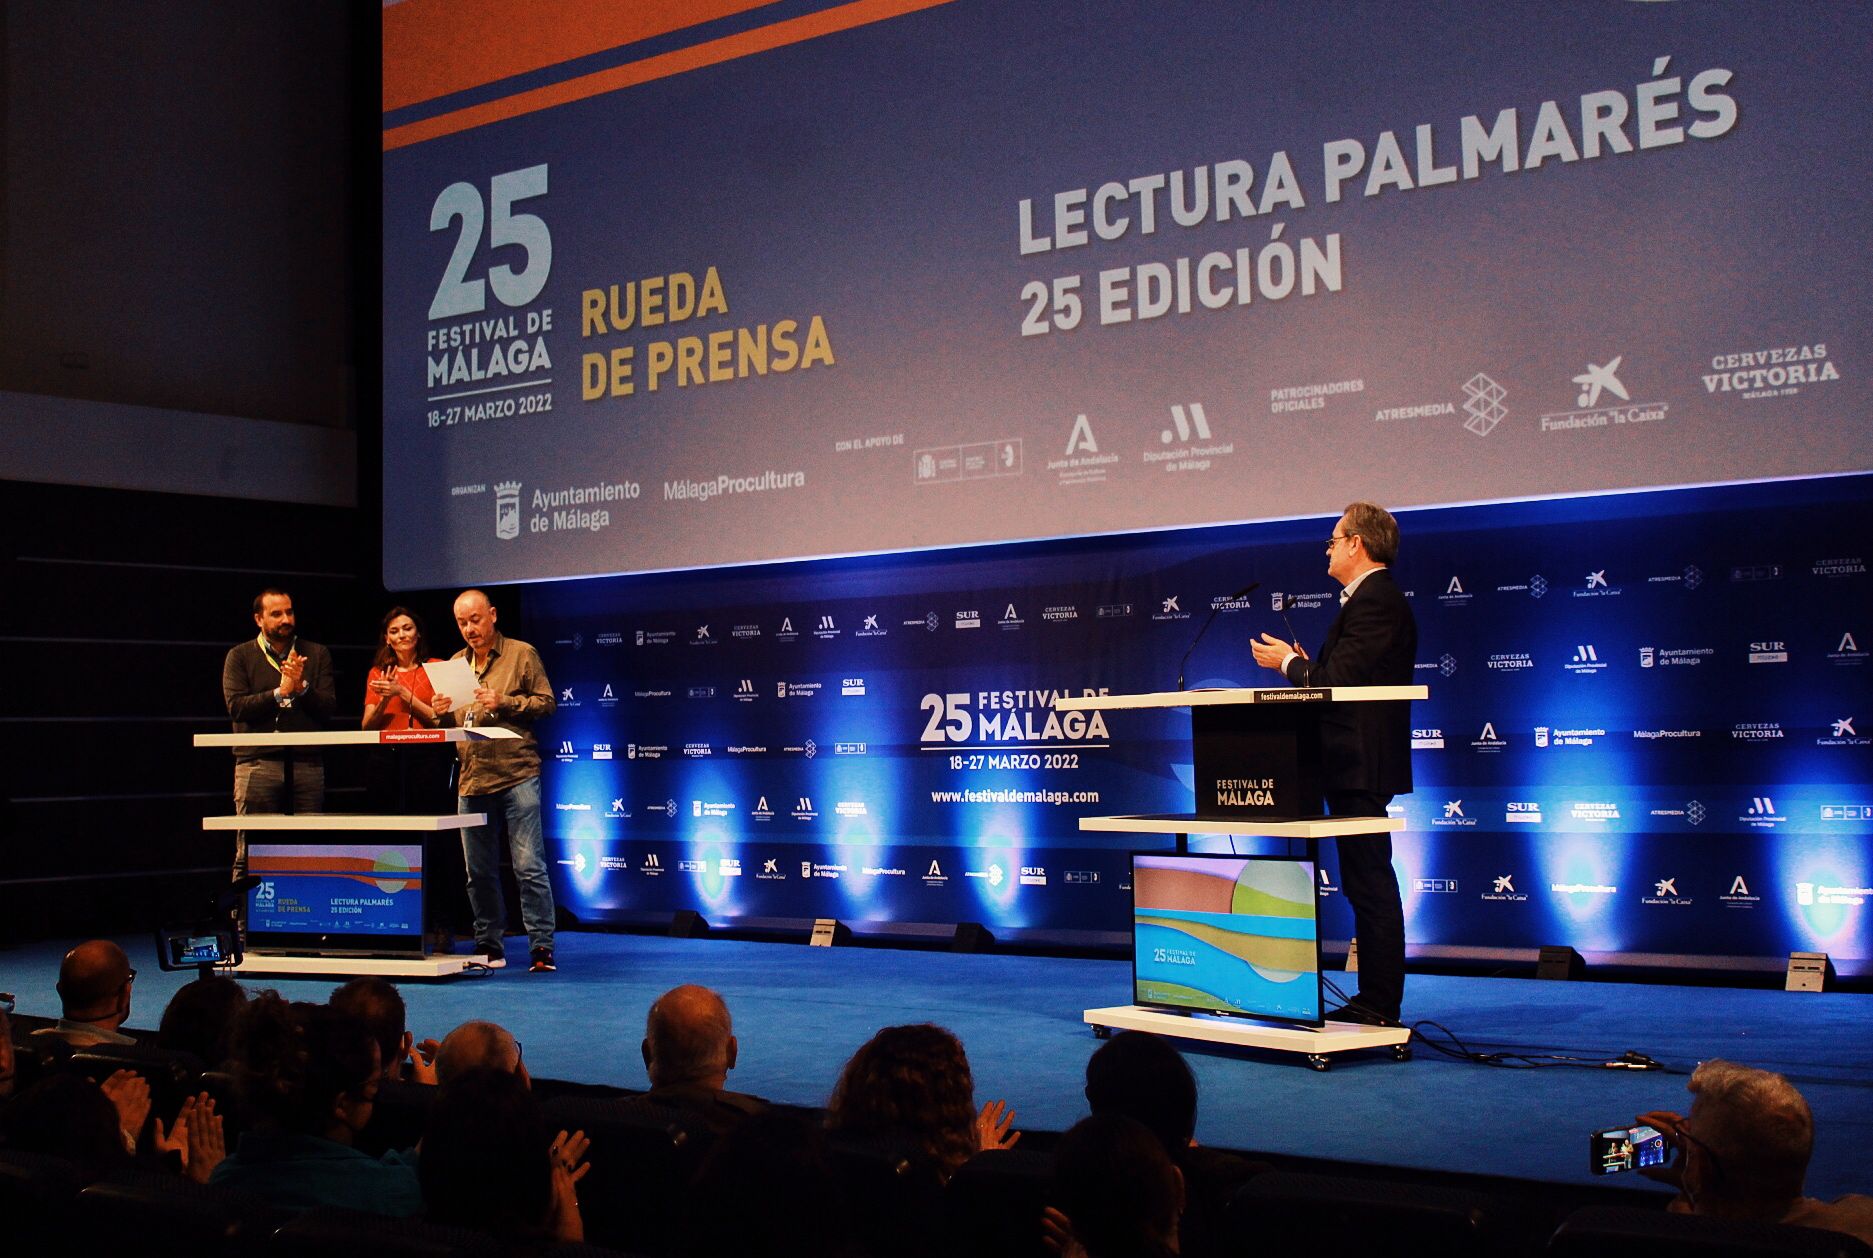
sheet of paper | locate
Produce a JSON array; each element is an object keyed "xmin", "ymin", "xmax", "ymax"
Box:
[{"xmin": 423, "ymin": 658, "xmax": 481, "ymax": 713}]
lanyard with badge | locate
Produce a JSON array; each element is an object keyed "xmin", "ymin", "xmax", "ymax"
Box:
[{"xmin": 260, "ymin": 634, "xmax": 299, "ymax": 708}]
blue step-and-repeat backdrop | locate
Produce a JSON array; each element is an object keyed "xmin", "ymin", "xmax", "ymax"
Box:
[
  {"xmin": 380, "ymin": 2, "xmax": 1873, "ymax": 966},
  {"xmin": 533, "ymin": 474, "xmax": 1872, "ymax": 966}
]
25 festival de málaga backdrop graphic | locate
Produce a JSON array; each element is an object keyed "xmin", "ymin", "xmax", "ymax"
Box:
[{"xmin": 383, "ymin": 1, "xmax": 1872, "ymax": 965}]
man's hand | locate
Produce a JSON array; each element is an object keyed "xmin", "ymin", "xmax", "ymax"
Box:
[
  {"xmin": 975, "ymin": 1099, "xmax": 1021, "ymax": 1151},
  {"xmin": 154, "ymin": 1092, "xmax": 226, "ymax": 1182},
  {"xmin": 101, "ymin": 1069, "xmax": 152, "ymax": 1145},
  {"xmin": 407, "ymin": 1037, "xmax": 441, "ymax": 1086},
  {"xmin": 152, "ymin": 1099, "xmax": 190, "ymax": 1161},
  {"xmin": 1634, "ymin": 1110, "xmax": 1688, "ymax": 1190},
  {"xmin": 279, "ymin": 651, "xmax": 305, "ymax": 695},
  {"xmin": 473, "ymin": 686, "xmax": 502, "ymax": 713},
  {"xmin": 547, "ymin": 1161, "xmax": 585, "ymax": 1241},
  {"xmin": 546, "ymin": 1129, "xmax": 591, "ymax": 1241},
  {"xmin": 550, "ymin": 1128, "xmax": 592, "ymax": 1184},
  {"xmin": 1040, "ymin": 1206, "xmax": 1071, "ymax": 1256},
  {"xmin": 1250, "ymin": 632, "xmax": 1301, "ymax": 672},
  {"xmin": 185, "ymin": 1093, "xmax": 226, "ymax": 1183}
]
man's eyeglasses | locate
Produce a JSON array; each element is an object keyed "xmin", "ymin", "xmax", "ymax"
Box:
[
  {"xmin": 1672, "ymin": 1123, "xmax": 1727, "ymax": 1186},
  {"xmin": 125, "ymin": 969, "xmax": 138, "ymax": 985},
  {"xmin": 1325, "ymin": 533, "xmax": 1355, "ymax": 549}
]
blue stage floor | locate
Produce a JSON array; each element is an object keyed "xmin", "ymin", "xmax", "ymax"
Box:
[{"xmin": 6, "ymin": 932, "xmax": 1869, "ymax": 1198}]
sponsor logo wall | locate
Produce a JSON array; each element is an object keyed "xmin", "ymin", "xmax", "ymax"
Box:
[{"xmin": 533, "ymin": 476, "xmax": 1872, "ymax": 961}]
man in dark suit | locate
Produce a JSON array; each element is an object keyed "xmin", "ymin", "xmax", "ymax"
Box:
[{"xmin": 1251, "ymin": 502, "xmax": 1417, "ymax": 1024}]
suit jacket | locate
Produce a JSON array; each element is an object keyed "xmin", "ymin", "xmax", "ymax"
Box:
[{"xmin": 1282, "ymin": 567, "xmax": 1417, "ymax": 795}]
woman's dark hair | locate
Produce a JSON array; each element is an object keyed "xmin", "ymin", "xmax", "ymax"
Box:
[
  {"xmin": 826, "ymin": 1023, "xmax": 977, "ymax": 1175},
  {"xmin": 370, "ymin": 606, "xmax": 429, "ymax": 671},
  {"xmin": 1054, "ymin": 1114, "xmax": 1182, "ymax": 1258},
  {"xmin": 157, "ymin": 976, "xmax": 249, "ymax": 1069},
  {"xmin": 418, "ymin": 1067, "xmax": 553, "ymax": 1239},
  {"xmin": 0, "ymin": 1074, "xmax": 129, "ymax": 1167},
  {"xmin": 229, "ymin": 992, "xmax": 377, "ymax": 1134},
  {"xmin": 685, "ymin": 1111, "xmax": 860, "ymax": 1258}
]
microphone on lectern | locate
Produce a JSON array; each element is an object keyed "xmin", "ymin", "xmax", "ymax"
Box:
[
  {"xmin": 1279, "ymin": 603, "xmax": 1310, "ymax": 686},
  {"xmin": 1177, "ymin": 581, "xmax": 1260, "ymax": 690}
]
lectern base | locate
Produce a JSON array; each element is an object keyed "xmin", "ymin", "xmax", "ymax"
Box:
[
  {"xmin": 1082, "ymin": 1005, "xmax": 1411, "ymax": 1072},
  {"xmin": 234, "ymin": 953, "xmax": 491, "ymax": 979}
]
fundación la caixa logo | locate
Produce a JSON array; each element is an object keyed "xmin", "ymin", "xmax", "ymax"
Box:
[{"xmin": 1540, "ymin": 356, "xmax": 1668, "ymax": 433}]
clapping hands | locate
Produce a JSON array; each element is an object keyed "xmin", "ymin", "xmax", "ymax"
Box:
[{"xmin": 153, "ymin": 1092, "xmax": 227, "ymax": 1183}]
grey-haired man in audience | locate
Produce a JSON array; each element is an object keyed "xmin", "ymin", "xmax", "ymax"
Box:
[{"xmin": 1638, "ymin": 1058, "xmax": 1873, "ymax": 1246}]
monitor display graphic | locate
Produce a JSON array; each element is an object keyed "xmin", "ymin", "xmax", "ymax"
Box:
[
  {"xmin": 1132, "ymin": 853, "xmax": 1321, "ymax": 1025},
  {"xmin": 246, "ymin": 844, "xmax": 425, "ymax": 954}
]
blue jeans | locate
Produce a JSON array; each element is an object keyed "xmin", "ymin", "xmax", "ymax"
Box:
[{"xmin": 459, "ymin": 776, "xmax": 555, "ymax": 953}]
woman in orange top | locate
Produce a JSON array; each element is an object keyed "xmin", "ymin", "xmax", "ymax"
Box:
[
  {"xmin": 361, "ymin": 606, "xmax": 465, "ymax": 944},
  {"xmin": 362, "ymin": 607, "xmax": 441, "ymax": 730}
]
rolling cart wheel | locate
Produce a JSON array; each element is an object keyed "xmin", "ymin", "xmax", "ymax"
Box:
[
  {"xmin": 1392, "ymin": 1045, "xmax": 1413, "ymax": 1062},
  {"xmin": 1306, "ymin": 1054, "xmax": 1331, "ymax": 1072},
  {"xmin": 1092, "ymin": 1024, "xmax": 1111, "ymax": 1039}
]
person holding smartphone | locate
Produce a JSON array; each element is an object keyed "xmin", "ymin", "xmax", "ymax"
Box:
[{"xmin": 1633, "ymin": 1060, "xmax": 1873, "ymax": 1246}]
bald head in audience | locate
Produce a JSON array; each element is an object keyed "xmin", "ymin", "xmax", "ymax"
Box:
[
  {"xmin": 643, "ymin": 984, "xmax": 738, "ymax": 1090},
  {"xmin": 436, "ymin": 1019, "xmax": 528, "ymax": 1087},
  {"xmin": 56, "ymin": 940, "xmax": 135, "ymax": 1032}
]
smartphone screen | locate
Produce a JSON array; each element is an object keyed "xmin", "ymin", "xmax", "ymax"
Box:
[
  {"xmin": 1591, "ymin": 1124, "xmax": 1665, "ymax": 1174},
  {"xmin": 168, "ymin": 933, "xmax": 227, "ymax": 966}
]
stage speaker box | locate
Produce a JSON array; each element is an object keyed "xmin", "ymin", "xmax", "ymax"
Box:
[
  {"xmin": 810, "ymin": 918, "xmax": 851, "ymax": 947},
  {"xmin": 669, "ymin": 909, "xmax": 709, "ymax": 938},
  {"xmin": 1786, "ymin": 951, "xmax": 1834, "ymax": 992},
  {"xmin": 1345, "ymin": 938, "xmax": 1359, "ymax": 972},
  {"xmin": 951, "ymin": 921, "xmax": 995, "ymax": 953},
  {"xmin": 1537, "ymin": 944, "xmax": 1585, "ymax": 980}
]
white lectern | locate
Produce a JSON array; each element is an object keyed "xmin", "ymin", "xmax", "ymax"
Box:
[
  {"xmin": 1058, "ymin": 686, "xmax": 1426, "ymax": 1070},
  {"xmin": 194, "ymin": 727, "xmax": 519, "ymax": 978}
]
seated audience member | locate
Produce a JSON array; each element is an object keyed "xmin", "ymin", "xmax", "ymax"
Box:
[
  {"xmin": 1638, "ymin": 1059, "xmax": 1873, "ymax": 1247},
  {"xmin": 32, "ymin": 940, "xmax": 138, "ymax": 1048},
  {"xmin": 1082, "ymin": 1031, "xmax": 1266, "ymax": 1256},
  {"xmin": 0, "ymin": 1073, "xmax": 133, "ymax": 1167},
  {"xmin": 419, "ymin": 1067, "xmax": 589, "ymax": 1245},
  {"xmin": 684, "ymin": 1110, "xmax": 863, "ymax": 1258},
  {"xmin": 157, "ymin": 975, "xmax": 249, "ymax": 1070},
  {"xmin": 619, "ymin": 984, "xmax": 766, "ymax": 1133},
  {"xmin": 434, "ymin": 1018, "xmax": 528, "ymax": 1087},
  {"xmin": 210, "ymin": 992, "xmax": 422, "ymax": 1216},
  {"xmin": 330, "ymin": 976, "xmax": 437, "ymax": 1084},
  {"xmin": 826, "ymin": 1023, "xmax": 1020, "ymax": 1181},
  {"xmin": 1051, "ymin": 1114, "xmax": 1183, "ymax": 1258}
]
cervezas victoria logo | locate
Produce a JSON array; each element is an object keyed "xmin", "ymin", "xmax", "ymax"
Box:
[{"xmin": 1702, "ymin": 341, "xmax": 1837, "ymax": 400}]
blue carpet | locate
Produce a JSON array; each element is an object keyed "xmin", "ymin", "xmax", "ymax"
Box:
[{"xmin": 6, "ymin": 932, "xmax": 1869, "ymax": 1198}]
